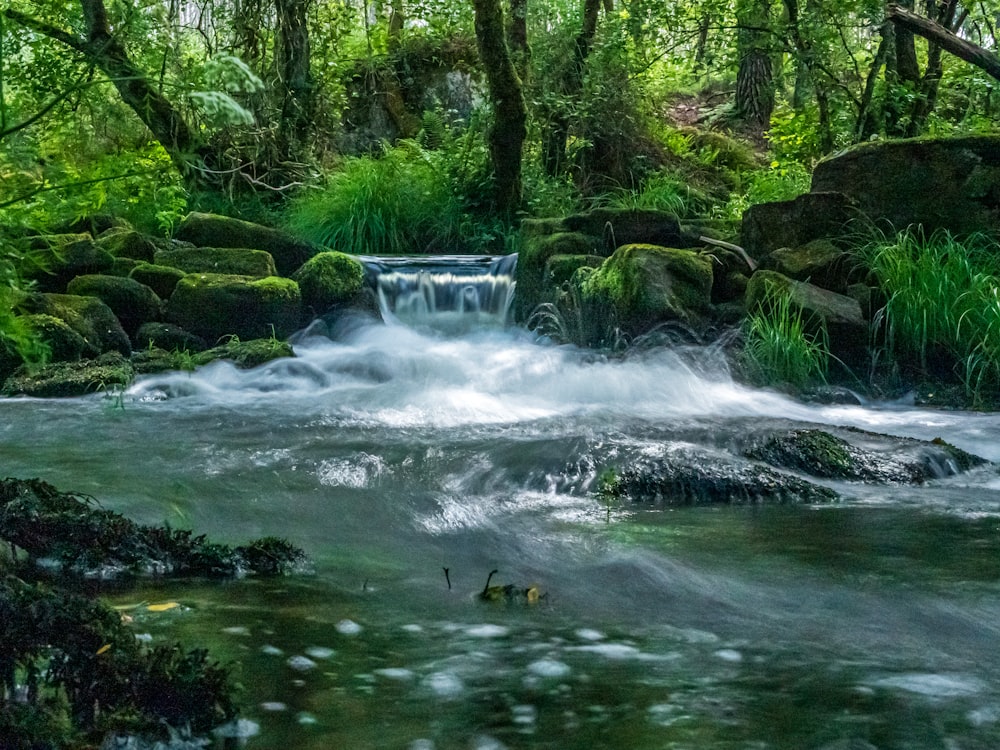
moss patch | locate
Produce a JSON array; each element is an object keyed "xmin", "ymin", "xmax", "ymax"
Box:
[
  {"xmin": 291, "ymin": 251, "xmax": 365, "ymax": 314},
  {"xmin": 2, "ymin": 351, "xmax": 134, "ymax": 397},
  {"xmin": 154, "ymin": 246, "xmax": 278, "ymax": 278}
]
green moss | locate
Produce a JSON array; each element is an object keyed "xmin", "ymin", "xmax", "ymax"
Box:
[
  {"xmin": 514, "ymin": 231, "xmax": 599, "ymax": 321},
  {"xmin": 2, "ymin": 351, "xmax": 134, "ymax": 397},
  {"xmin": 154, "ymin": 246, "xmax": 278, "ymax": 278},
  {"xmin": 291, "ymin": 251, "xmax": 365, "ymax": 314},
  {"xmin": 194, "ymin": 337, "xmax": 295, "ymax": 368},
  {"xmin": 15, "ymin": 292, "xmax": 131, "ymax": 356},
  {"xmin": 130, "ymin": 262, "xmax": 186, "ymax": 299},
  {"xmin": 65, "ymin": 273, "xmax": 162, "ymax": 336}
]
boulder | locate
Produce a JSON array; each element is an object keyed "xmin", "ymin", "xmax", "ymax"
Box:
[
  {"xmin": 15, "ymin": 293, "xmax": 131, "ymax": 356},
  {"xmin": 599, "ymin": 448, "xmax": 839, "ymax": 505},
  {"xmin": 66, "ymin": 274, "xmax": 162, "ymax": 336},
  {"xmin": 21, "ymin": 234, "xmax": 115, "ymax": 292},
  {"xmin": 741, "ymin": 192, "xmax": 858, "ymax": 259},
  {"xmin": 153, "ymin": 246, "xmax": 277, "ymax": 278},
  {"xmin": 166, "ymin": 273, "xmax": 302, "ymax": 342},
  {"xmin": 581, "ymin": 243, "xmax": 714, "ymax": 334},
  {"xmin": 96, "ymin": 229, "xmax": 156, "ymax": 262},
  {"xmin": 192, "ymin": 337, "xmax": 295, "ymax": 369},
  {"xmin": 129, "ymin": 263, "xmax": 186, "ymax": 300},
  {"xmin": 21, "ymin": 314, "xmax": 88, "ymax": 362},
  {"xmin": 174, "ymin": 212, "xmax": 317, "ymax": 276},
  {"xmin": 543, "ymin": 254, "xmax": 605, "ymax": 290},
  {"xmin": 740, "ymin": 427, "xmax": 986, "ymax": 483},
  {"xmin": 134, "ymin": 322, "xmax": 207, "ymax": 352},
  {"xmin": 2, "ymin": 351, "xmax": 133, "ymax": 398},
  {"xmin": 745, "ymin": 270, "xmax": 867, "ymax": 367},
  {"xmin": 515, "ymin": 230, "xmax": 600, "ymax": 322},
  {"xmin": 811, "ymin": 135, "xmax": 1000, "ymax": 235},
  {"xmin": 291, "ymin": 251, "xmax": 366, "ymax": 315},
  {"xmin": 562, "ymin": 208, "xmax": 700, "ymax": 249},
  {"xmin": 761, "ymin": 239, "xmax": 855, "ymax": 293}
]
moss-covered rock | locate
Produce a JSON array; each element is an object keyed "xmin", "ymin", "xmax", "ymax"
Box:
[
  {"xmin": 599, "ymin": 448, "xmax": 839, "ymax": 505},
  {"xmin": 175, "ymin": 212, "xmax": 317, "ymax": 275},
  {"xmin": 563, "ymin": 208, "xmax": 700, "ymax": 249},
  {"xmin": 134, "ymin": 321, "xmax": 207, "ymax": 352},
  {"xmin": 15, "ymin": 292, "xmax": 131, "ymax": 356},
  {"xmin": 153, "ymin": 246, "xmax": 278, "ymax": 278},
  {"xmin": 21, "ymin": 234, "xmax": 115, "ymax": 292},
  {"xmin": 741, "ymin": 427, "xmax": 987, "ymax": 483},
  {"xmin": 109, "ymin": 256, "xmax": 141, "ymax": 277},
  {"xmin": 811, "ymin": 135, "xmax": 1000, "ymax": 235},
  {"xmin": 66, "ymin": 274, "xmax": 162, "ymax": 336},
  {"xmin": 130, "ymin": 262, "xmax": 186, "ymax": 300},
  {"xmin": 21, "ymin": 313, "xmax": 88, "ymax": 362},
  {"xmin": 581, "ymin": 243, "xmax": 714, "ymax": 334},
  {"xmin": 741, "ymin": 192, "xmax": 858, "ymax": 259},
  {"xmin": 543, "ymin": 253, "xmax": 605, "ymax": 289},
  {"xmin": 291, "ymin": 251, "xmax": 366, "ymax": 314},
  {"xmin": 514, "ymin": 230, "xmax": 600, "ymax": 322},
  {"xmin": 96, "ymin": 228, "xmax": 156, "ymax": 262},
  {"xmin": 2, "ymin": 351, "xmax": 134, "ymax": 397},
  {"xmin": 193, "ymin": 337, "xmax": 295, "ymax": 368},
  {"xmin": 166, "ymin": 273, "xmax": 302, "ymax": 342},
  {"xmin": 761, "ymin": 239, "xmax": 855, "ymax": 293}
]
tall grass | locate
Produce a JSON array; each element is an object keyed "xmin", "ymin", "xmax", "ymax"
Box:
[
  {"xmin": 284, "ymin": 141, "xmax": 467, "ymax": 256},
  {"xmin": 859, "ymin": 228, "xmax": 1000, "ymax": 404},
  {"xmin": 742, "ymin": 281, "xmax": 829, "ymax": 389}
]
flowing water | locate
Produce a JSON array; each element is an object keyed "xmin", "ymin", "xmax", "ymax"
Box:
[{"xmin": 3, "ymin": 259, "xmax": 1000, "ymax": 749}]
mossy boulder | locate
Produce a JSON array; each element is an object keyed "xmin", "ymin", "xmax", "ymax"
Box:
[
  {"xmin": 21, "ymin": 313, "xmax": 88, "ymax": 362},
  {"xmin": 581, "ymin": 243, "xmax": 714, "ymax": 334},
  {"xmin": 109, "ymin": 257, "xmax": 141, "ymax": 277},
  {"xmin": 291, "ymin": 251, "xmax": 366, "ymax": 315},
  {"xmin": 96, "ymin": 228, "xmax": 156, "ymax": 262},
  {"xmin": 741, "ymin": 192, "xmax": 858, "ymax": 260},
  {"xmin": 15, "ymin": 293, "xmax": 131, "ymax": 356},
  {"xmin": 66, "ymin": 274, "xmax": 162, "ymax": 337},
  {"xmin": 166, "ymin": 273, "xmax": 302, "ymax": 342},
  {"xmin": 175, "ymin": 212, "xmax": 317, "ymax": 276},
  {"xmin": 193, "ymin": 337, "xmax": 295, "ymax": 368},
  {"xmin": 745, "ymin": 270, "xmax": 867, "ymax": 367},
  {"xmin": 515, "ymin": 230, "xmax": 600, "ymax": 322},
  {"xmin": 21, "ymin": 234, "xmax": 115, "ymax": 292},
  {"xmin": 153, "ymin": 246, "xmax": 278, "ymax": 278},
  {"xmin": 563, "ymin": 209, "xmax": 700, "ymax": 249},
  {"xmin": 741, "ymin": 427, "xmax": 987, "ymax": 483},
  {"xmin": 134, "ymin": 322, "xmax": 207, "ymax": 352},
  {"xmin": 2, "ymin": 351, "xmax": 133, "ymax": 397},
  {"xmin": 130, "ymin": 262, "xmax": 186, "ymax": 300},
  {"xmin": 761, "ymin": 239, "xmax": 855, "ymax": 293},
  {"xmin": 543, "ymin": 254, "xmax": 605, "ymax": 290},
  {"xmin": 811, "ymin": 135, "xmax": 1000, "ymax": 235},
  {"xmin": 599, "ymin": 448, "xmax": 839, "ymax": 505}
]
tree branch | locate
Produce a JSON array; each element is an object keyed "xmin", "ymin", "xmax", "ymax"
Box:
[{"xmin": 886, "ymin": 3, "xmax": 1000, "ymax": 82}]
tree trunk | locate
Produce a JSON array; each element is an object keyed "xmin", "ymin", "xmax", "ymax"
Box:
[
  {"xmin": 275, "ymin": 0, "xmax": 313, "ymax": 159},
  {"xmin": 472, "ymin": 0, "xmax": 527, "ymax": 217},
  {"xmin": 855, "ymin": 23, "xmax": 890, "ymax": 140},
  {"xmin": 735, "ymin": 0, "xmax": 775, "ymax": 130},
  {"xmin": 507, "ymin": 0, "xmax": 530, "ymax": 82}
]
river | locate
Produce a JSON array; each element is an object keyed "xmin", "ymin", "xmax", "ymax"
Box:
[{"xmin": 2, "ymin": 289, "xmax": 1000, "ymax": 749}]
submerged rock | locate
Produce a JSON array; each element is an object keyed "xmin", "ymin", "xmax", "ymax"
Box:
[
  {"xmin": 741, "ymin": 427, "xmax": 987, "ymax": 483},
  {"xmin": 600, "ymin": 448, "xmax": 839, "ymax": 505}
]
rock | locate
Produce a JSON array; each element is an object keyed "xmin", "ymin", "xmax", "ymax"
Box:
[
  {"xmin": 174, "ymin": 212, "xmax": 317, "ymax": 276},
  {"xmin": 165, "ymin": 273, "xmax": 302, "ymax": 342},
  {"xmin": 543, "ymin": 254, "xmax": 605, "ymax": 290},
  {"xmin": 66, "ymin": 274, "xmax": 162, "ymax": 337},
  {"xmin": 21, "ymin": 314, "xmax": 88, "ymax": 362},
  {"xmin": 129, "ymin": 262, "xmax": 186, "ymax": 300},
  {"xmin": 745, "ymin": 270, "xmax": 867, "ymax": 368},
  {"xmin": 600, "ymin": 448, "xmax": 839, "ymax": 505},
  {"xmin": 134, "ymin": 322, "xmax": 207, "ymax": 352},
  {"xmin": 96, "ymin": 229, "xmax": 156, "ymax": 262},
  {"xmin": 291, "ymin": 251, "xmax": 366, "ymax": 315},
  {"xmin": 2, "ymin": 351, "xmax": 133, "ymax": 397},
  {"xmin": 761, "ymin": 239, "xmax": 855, "ymax": 293},
  {"xmin": 563, "ymin": 208, "xmax": 700, "ymax": 249},
  {"xmin": 21, "ymin": 234, "xmax": 115, "ymax": 292},
  {"xmin": 515, "ymin": 230, "xmax": 601, "ymax": 322},
  {"xmin": 192, "ymin": 337, "xmax": 295, "ymax": 369},
  {"xmin": 109, "ymin": 257, "xmax": 141, "ymax": 277},
  {"xmin": 16, "ymin": 293, "xmax": 131, "ymax": 356},
  {"xmin": 812, "ymin": 135, "xmax": 1000, "ymax": 235},
  {"xmin": 740, "ymin": 427, "xmax": 987, "ymax": 483},
  {"xmin": 154, "ymin": 246, "xmax": 278, "ymax": 278},
  {"xmin": 581, "ymin": 243, "xmax": 714, "ymax": 335},
  {"xmin": 741, "ymin": 192, "xmax": 858, "ymax": 260}
]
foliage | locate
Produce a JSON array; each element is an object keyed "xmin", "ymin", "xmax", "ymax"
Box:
[
  {"xmin": 858, "ymin": 228, "xmax": 1000, "ymax": 404},
  {"xmin": 741, "ymin": 280, "xmax": 830, "ymax": 389}
]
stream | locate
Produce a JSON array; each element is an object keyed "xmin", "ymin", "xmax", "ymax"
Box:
[{"xmin": 2, "ymin": 258, "xmax": 1000, "ymax": 749}]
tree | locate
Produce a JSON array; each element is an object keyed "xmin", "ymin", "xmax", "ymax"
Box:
[
  {"xmin": 735, "ymin": 0, "xmax": 775, "ymax": 131},
  {"xmin": 472, "ymin": 0, "xmax": 527, "ymax": 217}
]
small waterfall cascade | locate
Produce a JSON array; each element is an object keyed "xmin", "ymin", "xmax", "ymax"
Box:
[{"xmin": 362, "ymin": 253, "xmax": 517, "ymax": 330}]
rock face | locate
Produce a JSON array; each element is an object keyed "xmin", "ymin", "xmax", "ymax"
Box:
[
  {"xmin": 811, "ymin": 135, "xmax": 1000, "ymax": 236},
  {"xmin": 174, "ymin": 213, "xmax": 317, "ymax": 276},
  {"xmin": 582, "ymin": 244, "xmax": 715, "ymax": 334},
  {"xmin": 166, "ymin": 273, "xmax": 302, "ymax": 342}
]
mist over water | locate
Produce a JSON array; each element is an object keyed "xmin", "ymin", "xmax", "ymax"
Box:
[{"xmin": 3, "ymin": 306, "xmax": 1000, "ymax": 748}]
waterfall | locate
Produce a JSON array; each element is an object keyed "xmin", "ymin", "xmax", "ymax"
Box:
[{"xmin": 362, "ymin": 254, "xmax": 517, "ymax": 331}]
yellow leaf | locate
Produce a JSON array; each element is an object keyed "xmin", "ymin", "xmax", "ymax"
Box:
[
  {"xmin": 147, "ymin": 602, "xmax": 181, "ymax": 612},
  {"xmin": 525, "ymin": 586, "xmax": 541, "ymax": 604},
  {"xmin": 96, "ymin": 644, "xmax": 112, "ymax": 655}
]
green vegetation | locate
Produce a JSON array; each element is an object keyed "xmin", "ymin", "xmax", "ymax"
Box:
[
  {"xmin": 741, "ymin": 278, "xmax": 830, "ymax": 390},
  {"xmin": 859, "ymin": 228, "xmax": 1000, "ymax": 405}
]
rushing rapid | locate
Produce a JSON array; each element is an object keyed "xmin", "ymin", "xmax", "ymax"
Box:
[{"xmin": 2, "ymin": 272, "xmax": 1000, "ymax": 749}]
